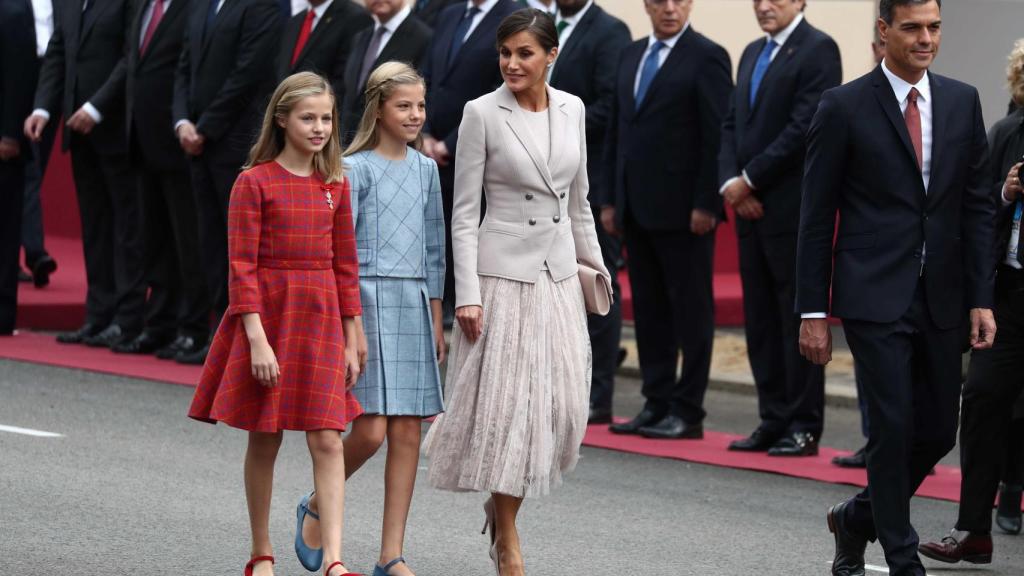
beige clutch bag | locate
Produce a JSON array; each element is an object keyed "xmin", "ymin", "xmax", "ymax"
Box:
[{"xmin": 578, "ymin": 263, "xmax": 612, "ymax": 316}]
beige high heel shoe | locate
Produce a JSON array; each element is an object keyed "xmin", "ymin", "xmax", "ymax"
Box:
[{"xmin": 482, "ymin": 497, "xmax": 498, "ymax": 575}]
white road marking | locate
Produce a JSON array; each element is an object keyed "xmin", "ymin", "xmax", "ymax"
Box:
[{"xmin": 0, "ymin": 424, "xmax": 63, "ymax": 438}]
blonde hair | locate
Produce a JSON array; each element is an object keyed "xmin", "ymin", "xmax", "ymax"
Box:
[
  {"xmin": 344, "ymin": 62, "xmax": 426, "ymax": 157},
  {"xmin": 1009, "ymin": 39, "xmax": 1024, "ymax": 108},
  {"xmin": 245, "ymin": 72, "xmax": 344, "ymax": 183}
]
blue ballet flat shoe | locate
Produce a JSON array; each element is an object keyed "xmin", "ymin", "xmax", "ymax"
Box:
[
  {"xmin": 295, "ymin": 491, "xmax": 323, "ymax": 571},
  {"xmin": 372, "ymin": 557, "xmax": 406, "ymax": 576}
]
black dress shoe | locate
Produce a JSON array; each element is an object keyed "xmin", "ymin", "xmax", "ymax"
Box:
[
  {"xmin": 827, "ymin": 501, "xmax": 868, "ymax": 576},
  {"xmin": 832, "ymin": 446, "xmax": 867, "ymax": 468},
  {"xmin": 997, "ymin": 482, "xmax": 1023, "ymax": 535},
  {"xmin": 588, "ymin": 408, "xmax": 612, "ymax": 425},
  {"xmin": 56, "ymin": 323, "xmax": 104, "ymax": 344},
  {"xmin": 609, "ymin": 408, "xmax": 663, "ymax": 435},
  {"xmin": 175, "ymin": 342, "xmax": 210, "ymax": 365},
  {"xmin": 112, "ymin": 331, "xmax": 175, "ymax": 354},
  {"xmin": 30, "ymin": 255, "xmax": 57, "ymax": 288},
  {"xmin": 728, "ymin": 427, "xmax": 782, "ymax": 452},
  {"xmin": 768, "ymin": 431, "xmax": 819, "ymax": 456},
  {"xmin": 83, "ymin": 324, "xmax": 133, "ymax": 348},
  {"xmin": 156, "ymin": 335, "xmax": 191, "ymax": 360},
  {"xmin": 638, "ymin": 415, "xmax": 704, "ymax": 439},
  {"xmin": 18, "ymin": 268, "xmax": 32, "ymax": 283},
  {"xmin": 616, "ymin": 348, "xmax": 627, "ymax": 367}
]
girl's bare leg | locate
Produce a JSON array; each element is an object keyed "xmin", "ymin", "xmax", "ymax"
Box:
[
  {"xmin": 307, "ymin": 430, "xmax": 348, "ymax": 574},
  {"xmin": 245, "ymin": 431, "xmax": 283, "ymax": 576},
  {"xmin": 378, "ymin": 417, "xmax": 422, "ymax": 575}
]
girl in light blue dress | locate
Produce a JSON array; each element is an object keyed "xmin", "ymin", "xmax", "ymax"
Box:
[{"xmin": 293, "ymin": 62, "xmax": 445, "ymax": 576}]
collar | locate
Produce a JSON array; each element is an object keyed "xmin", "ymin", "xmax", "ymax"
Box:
[
  {"xmin": 526, "ymin": 0, "xmax": 556, "ymax": 14},
  {"xmin": 467, "ymin": 0, "xmax": 500, "ymax": 17},
  {"xmin": 308, "ymin": 0, "xmax": 333, "ymax": 20},
  {"xmin": 647, "ymin": 21, "xmax": 689, "ymax": 51},
  {"xmin": 768, "ymin": 12, "xmax": 802, "ymax": 47},
  {"xmin": 881, "ymin": 58, "xmax": 931, "ymax": 105},
  {"xmin": 556, "ymin": 0, "xmax": 593, "ymax": 27},
  {"xmin": 375, "ymin": 3, "xmax": 411, "ymax": 31}
]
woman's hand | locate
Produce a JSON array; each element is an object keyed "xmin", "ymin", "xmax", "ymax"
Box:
[
  {"xmin": 455, "ymin": 305, "xmax": 484, "ymax": 343},
  {"xmin": 250, "ymin": 338, "xmax": 280, "ymax": 387},
  {"xmin": 344, "ymin": 345, "xmax": 361, "ymax": 390}
]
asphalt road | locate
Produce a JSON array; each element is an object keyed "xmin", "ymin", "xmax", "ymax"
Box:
[{"xmin": 1, "ymin": 359, "xmax": 1022, "ymax": 576}]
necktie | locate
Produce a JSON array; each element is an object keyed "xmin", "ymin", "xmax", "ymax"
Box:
[
  {"xmin": 447, "ymin": 6, "xmax": 481, "ymax": 68},
  {"xmin": 204, "ymin": 0, "xmax": 219, "ymax": 39},
  {"xmin": 140, "ymin": 0, "xmax": 166, "ymax": 56},
  {"xmin": 748, "ymin": 38, "xmax": 776, "ymax": 107},
  {"xmin": 905, "ymin": 87, "xmax": 923, "ymax": 171},
  {"xmin": 357, "ymin": 26, "xmax": 388, "ymax": 91},
  {"xmin": 634, "ymin": 40, "xmax": 664, "ymax": 109},
  {"xmin": 556, "ymin": 20, "xmax": 569, "ymax": 38},
  {"xmin": 291, "ymin": 9, "xmax": 316, "ymax": 67}
]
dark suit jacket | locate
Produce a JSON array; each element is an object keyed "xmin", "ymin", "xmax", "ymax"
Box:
[
  {"xmin": 548, "ymin": 3, "xmax": 630, "ymax": 204},
  {"xmin": 413, "ymin": 0, "xmax": 461, "ymax": 29},
  {"xmin": 275, "ymin": 0, "xmax": 372, "ymax": 106},
  {"xmin": 421, "ymin": 0, "xmax": 519, "ymax": 155},
  {"xmin": 1, "ymin": 0, "xmax": 38, "ymax": 148},
  {"xmin": 34, "ymin": 0, "xmax": 133, "ymax": 153},
  {"xmin": 340, "ymin": 13, "xmax": 432, "ymax": 143},
  {"xmin": 603, "ymin": 28, "xmax": 732, "ymax": 230},
  {"xmin": 127, "ymin": 0, "xmax": 191, "ymax": 171},
  {"xmin": 718, "ymin": 18, "xmax": 841, "ymax": 236},
  {"xmin": 988, "ymin": 107, "xmax": 1024, "ymax": 265},
  {"xmin": 796, "ymin": 66, "xmax": 995, "ymax": 329},
  {"xmin": 173, "ymin": 0, "xmax": 281, "ymax": 149}
]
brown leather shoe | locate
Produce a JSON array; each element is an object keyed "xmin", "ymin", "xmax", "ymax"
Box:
[{"xmin": 919, "ymin": 530, "xmax": 992, "ymax": 564}]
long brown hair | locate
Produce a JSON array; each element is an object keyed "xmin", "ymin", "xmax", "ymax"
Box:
[
  {"xmin": 343, "ymin": 62, "xmax": 426, "ymax": 157},
  {"xmin": 245, "ymin": 72, "xmax": 344, "ymax": 183}
]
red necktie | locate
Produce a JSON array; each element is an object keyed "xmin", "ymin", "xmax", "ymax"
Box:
[
  {"xmin": 291, "ymin": 9, "xmax": 316, "ymax": 68},
  {"xmin": 140, "ymin": 0, "xmax": 165, "ymax": 56},
  {"xmin": 905, "ymin": 87, "xmax": 923, "ymax": 171}
]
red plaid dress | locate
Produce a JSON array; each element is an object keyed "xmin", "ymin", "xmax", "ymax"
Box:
[{"xmin": 188, "ymin": 161, "xmax": 363, "ymax": 432}]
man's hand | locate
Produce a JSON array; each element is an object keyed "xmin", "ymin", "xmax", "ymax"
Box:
[
  {"xmin": 432, "ymin": 139, "xmax": 450, "ymax": 168},
  {"xmin": 969, "ymin": 308, "xmax": 996, "ymax": 350},
  {"xmin": 66, "ymin": 107, "xmax": 97, "ymax": 134},
  {"xmin": 24, "ymin": 114, "xmax": 48, "ymax": 142},
  {"xmin": 799, "ymin": 318, "xmax": 832, "ymax": 365},
  {"xmin": 0, "ymin": 137, "xmax": 21, "ymax": 161},
  {"xmin": 176, "ymin": 121, "xmax": 204, "ymax": 156},
  {"xmin": 600, "ymin": 206, "xmax": 617, "ymax": 236},
  {"xmin": 723, "ymin": 177, "xmax": 753, "ymax": 206},
  {"xmin": 734, "ymin": 196, "xmax": 765, "ymax": 220},
  {"xmin": 1004, "ymin": 162, "xmax": 1023, "ymax": 203},
  {"xmin": 690, "ymin": 209, "xmax": 716, "ymax": 236}
]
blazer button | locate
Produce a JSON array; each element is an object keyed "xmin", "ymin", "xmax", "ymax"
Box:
[
  {"xmin": 560, "ymin": 192, "xmax": 566, "ymax": 199},
  {"xmin": 526, "ymin": 193, "xmax": 534, "ymax": 200},
  {"xmin": 529, "ymin": 218, "xmax": 537, "ymax": 225},
  {"xmin": 553, "ymin": 216, "xmax": 561, "ymax": 223}
]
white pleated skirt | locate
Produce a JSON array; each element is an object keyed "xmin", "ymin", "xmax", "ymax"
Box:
[{"xmin": 423, "ymin": 272, "xmax": 592, "ymax": 498}]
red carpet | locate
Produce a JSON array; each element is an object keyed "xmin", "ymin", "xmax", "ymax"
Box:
[{"xmin": 17, "ymin": 237, "xmax": 87, "ymax": 331}]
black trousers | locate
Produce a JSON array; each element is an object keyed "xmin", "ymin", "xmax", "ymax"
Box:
[
  {"xmin": 739, "ymin": 229, "xmax": 824, "ymax": 436},
  {"xmin": 189, "ymin": 142, "xmax": 244, "ymax": 325},
  {"xmin": 439, "ymin": 162, "xmax": 455, "ymax": 322},
  {"xmin": 956, "ymin": 268, "xmax": 1024, "ymax": 532},
  {"xmin": 624, "ymin": 213, "xmax": 714, "ymax": 424},
  {"xmin": 138, "ymin": 160, "xmax": 210, "ymax": 341},
  {"xmin": 1004, "ymin": 415, "xmax": 1024, "ymax": 486},
  {"xmin": 588, "ymin": 208, "xmax": 623, "ymax": 413},
  {"xmin": 842, "ymin": 281, "xmax": 963, "ymax": 576},
  {"xmin": 69, "ymin": 139, "xmax": 146, "ymax": 330},
  {"xmin": 1, "ymin": 156, "xmax": 25, "ymax": 333},
  {"xmin": 22, "ymin": 117, "xmax": 56, "ymax": 264}
]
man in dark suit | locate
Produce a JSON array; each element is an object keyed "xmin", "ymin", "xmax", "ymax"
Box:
[
  {"xmin": 917, "ymin": 79, "xmax": 1024, "ymax": 567},
  {"xmin": 25, "ymin": 0, "xmax": 147, "ymax": 348},
  {"xmin": 718, "ymin": 0, "xmax": 840, "ymax": 457},
  {"xmin": 412, "ymin": 0, "xmax": 460, "ymax": 28},
  {"xmin": 341, "ymin": 0, "xmax": 431, "ymax": 144},
  {"xmin": 173, "ymin": 0, "xmax": 281, "ymax": 364},
  {"xmin": 116, "ymin": 0, "xmax": 210, "ymax": 358},
  {"xmin": 547, "ymin": 0, "xmax": 630, "ymax": 423},
  {"xmin": 420, "ymin": 0, "xmax": 520, "ymax": 323},
  {"xmin": 276, "ymin": 0, "xmax": 371, "ymax": 108},
  {"xmin": 1, "ymin": 0, "xmax": 40, "ymax": 335},
  {"xmin": 796, "ymin": 1, "xmax": 996, "ymax": 574},
  {"xmin": 603, "ymin": 0, "xmax": 732, "ymax": 440}
]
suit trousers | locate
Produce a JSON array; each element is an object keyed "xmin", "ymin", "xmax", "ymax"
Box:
[
  {"xmin": 1, "ymin": 157, "xmax": 25, "ymax": 333},
  {"xmin": 739, "ymin": 229, "xmax": 824, "ymax": 436},
  {"xmin": 439, "ymin": 162, "xmax": 455, "ymax": 323},
  {"xmin": 1004, "ymin": 416, "xmax": 1024, "ymax": 486},
  {"xmin": 842, "ymin": 280, "xmax": 963, "ymax": 575},
  {"xmin": 189, "ymin": 143, "xmax": 244, "ymax": 325},
  {"xmin": 69, "ymin": 138, "xmax": 146, "ymax": 330},
  {"xmin": 21, "ymin": 118, "xmax": 57, "ymax": 264},
  {"xmin": 624, "ymin": 213, "xmax": 714, "ymax": 424},
  {"xmin": 138, "ymin": 162, "xmax": 210, "ymax": 341},
  {"xmin": 588, "ymin": 210, "xmax": 623, "ymax": 413},
  {"xmin": 956, "ymin": 268, "xmax": 1024, "ymax": 532}
]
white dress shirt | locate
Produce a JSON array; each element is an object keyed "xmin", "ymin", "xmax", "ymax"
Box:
[
  {"xmin": 31, "ymin": 0, "xmax": 54, "ymax": 58},
  {"xmin": 633, "ymin": 23, "xmax": 690, "ymax": 98},
  {"xmin": 291, "ymin": 0, "xmax": 306, "ymax": 15},
  {"xmin": 554, "ymin": 0, "xmax": 592, "ymax": 56},
  {"xmin": 463, "ymin": 0, "xmax": 500, "ymax": 41},
  {"xmin": 305, "ymin": 0, "xmax": 334, "ymax": 31},
  {"xmin": 526, "ymin": 0, "xmax": 556, "ymax": 14},
  {"xmin": 371, "ymin": 4, "xmax": 413, "ymax": 58},
  {"xmin": 802, "ymin": 60, "xmax": 935, "ymax": 319}
]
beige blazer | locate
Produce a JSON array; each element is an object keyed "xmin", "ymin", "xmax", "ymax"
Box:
[{"xmin": 452, "ymin": 83, "xmax": 610, "ymax": 309}]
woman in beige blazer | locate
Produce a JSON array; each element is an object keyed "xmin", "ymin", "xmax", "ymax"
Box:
[{"xmin": 422, "ymin": 9, "xmax": 610, "ymax": 576}]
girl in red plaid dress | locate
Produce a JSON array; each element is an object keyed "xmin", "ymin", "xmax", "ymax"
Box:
[{"xmin": 188, "ymin": 73, "xmax": 363, "ymax": 576}]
